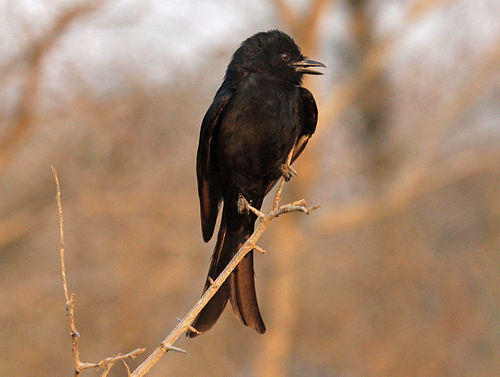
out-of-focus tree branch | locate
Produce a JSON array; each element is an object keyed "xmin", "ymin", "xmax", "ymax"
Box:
[
  {"xmin": 274, "ymin": 0, "xmax": 333, "ymax": 52},
  {"xmin": 274, "ymin": 0, "xmax": 300, "ymax": 33},
  {"xmin": 318, "ymin": 0, "xmax": 458, "ymax": 131},
  {"xmin": 256, "ymin": 3, "xmax": 494, "ymax": 372},
  {"xmin": 348, "ymin": 0, "xmax": 392, "ymax": 184},
  {"xmin": 321, "ymin": 146, "xmax": 500, "ymax": 234},
  {"xmin": 404, "ymin": 39, "xmax": 500, "ymax": 171},
  {"xmin": 321, "ymin": 38, "xmax": 500, "ymax": 233},
  {"xmin": 0, "ymin": 1, "xmax": 106, "ymax": 174},
  {"xmin": 406, "ymin": 0, "xmax": 455, "ymax": 21},
  {"xmin": 0, "ymin": 209, "xmax": 40, "ymax": 247}
]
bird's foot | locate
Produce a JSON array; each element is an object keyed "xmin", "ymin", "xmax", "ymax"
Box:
[
  {"xmin": 280, "ymin": 163, "xmax": 297, "ymax": 182},
  {"xmin": 237, "ymin": 194, "xmax": 264, "ymax": 218},
  {"xmin": 237, "ymin": 194, "xmax": 250, "ymax": 214}
]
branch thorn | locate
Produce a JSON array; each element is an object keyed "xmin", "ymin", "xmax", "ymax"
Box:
[
  {"xmin": 254, "ymin": 245, "xmax": 267, "ymax": 254},
  {"xmin": 177, "ymin": 318, "xmax": 201, "ymax": 335},
  {"xmin": 162, "ymin": 344, "xmax": 187, "ymax": 354}
]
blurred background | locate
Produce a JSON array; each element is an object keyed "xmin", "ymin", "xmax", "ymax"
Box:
[{"xmin": 1, "ymin": 0, "xmax": 499, "ymax": 376}]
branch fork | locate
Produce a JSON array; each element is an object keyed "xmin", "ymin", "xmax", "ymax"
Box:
[{"xmin": 52, "ymin": 167, "xmax": 146, "ymax": 376}]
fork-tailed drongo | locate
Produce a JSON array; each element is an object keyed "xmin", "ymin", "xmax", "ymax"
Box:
[{"xmin": 188, "ymin": 30, "xmax": 324, "ymax": 337}]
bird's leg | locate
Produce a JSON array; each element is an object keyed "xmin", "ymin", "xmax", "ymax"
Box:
[
  {"xmin": 279, "ymin": 163, "xmax": 297, "ymax": 182},
  {"xmin": 237, "ymin": 194, "xmax": 264, "ymax": 218}
]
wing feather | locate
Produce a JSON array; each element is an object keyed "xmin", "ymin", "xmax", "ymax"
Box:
[
  {"xmin": 196, "ymin": 86, "xmax": 234, "ymax": 242},
  {"xmin": 291, "ymin": 87, "xmax": 318, "ymax": 163}
]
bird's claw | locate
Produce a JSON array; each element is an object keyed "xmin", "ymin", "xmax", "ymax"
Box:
[
  {"xmin": 238, "ymin": 194, "xmax": 265, "ymax": 218},
  {"xmin": 237, "ymin": 194, "xmax": 250, "ymax": 214},
  {"xmin": 280, "ymin": 163, "xmax": 297, "ymax": 182}
]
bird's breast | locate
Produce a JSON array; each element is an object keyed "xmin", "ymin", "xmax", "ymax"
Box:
[{"xmin": 216, "ymin": 77, "xmax": 301, "ymax": 183}]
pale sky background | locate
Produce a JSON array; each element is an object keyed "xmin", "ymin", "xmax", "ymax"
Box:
[{"xmin": 1, "ymin": 0, "xmax": 499, "ymax": 98}]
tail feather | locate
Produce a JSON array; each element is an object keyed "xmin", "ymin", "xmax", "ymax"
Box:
[
  {"xmin": 187, "ymin": 202, "xmax": 265, "ymax": 337},
  {"xmin": 229, "ymin": 252, "xmax": 266, "ymax": 333}
]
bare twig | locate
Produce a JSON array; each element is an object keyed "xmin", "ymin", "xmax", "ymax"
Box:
[
  {"xmin": 51, "ymin": 167, "xmax": 146, "ymax": 376},
  {"xmin": 51, "ymin": 166, "xmax": 82, "ymax": 372},
  {"xmin": 78, "ymin": 349, "xmax": 146, "ymax": 372},
  {"xmin": 130, "ymin": 162, "xmax": 318, "ymax": 377},
  {"xmin": 121, "ymin": 360, "xmax": 132, "ymax": 377},
  {"xmin": 101, "ymin": 363, "xmax": 113, "ymax": 377}
]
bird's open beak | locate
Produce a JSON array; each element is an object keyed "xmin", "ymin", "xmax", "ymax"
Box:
[{"xmin": 291, "ymin": 59, "xmax": 326, "ymax": 75}]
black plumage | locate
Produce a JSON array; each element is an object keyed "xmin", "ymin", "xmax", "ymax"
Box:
[{"xmin": 189, "ymin": 30, "xmax": 324, "ymax": 337}]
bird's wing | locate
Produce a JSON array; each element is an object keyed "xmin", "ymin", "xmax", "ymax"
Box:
[
  {"xmin": 196, "ymin": 85, "xmax": 234, "ymax": 242},
  {"xmin": 291, "ymin": 86, "xmax": 318, "ymax": 163},
  {"xmin": 264, "ymin": 87, "xmax": 318, "ymax": 196}
]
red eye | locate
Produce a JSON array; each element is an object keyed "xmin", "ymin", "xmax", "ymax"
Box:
[{"xmin": 280, "ymin": 53, "xmax": 290, "ymax": 62}]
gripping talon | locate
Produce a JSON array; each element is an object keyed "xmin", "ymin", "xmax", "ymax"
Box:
[
  {"xmin": 237, "ymin": 194, "xmax": 250, "ymax": 214},
  {"xmin": 280, "ymin": 163, "xmax": 297, "ymax": 181}
]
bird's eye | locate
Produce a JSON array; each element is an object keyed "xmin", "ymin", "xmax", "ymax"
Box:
[{"xmin": 280, "ymin": 53, "xmax": 290, "ymax": 62}]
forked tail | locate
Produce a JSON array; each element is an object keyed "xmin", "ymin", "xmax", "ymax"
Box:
[{"xmin": 187, "ymin": 202, "xmax": 265, "ymax": 337}]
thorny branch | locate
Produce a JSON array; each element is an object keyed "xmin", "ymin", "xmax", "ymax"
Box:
[
  {"xmin": 130, "ymin": 156, "xmax": 318, "ymax": 377},
  {"xmin": 51, "ymin": 167, "xmax": 145, "ymax": 376}
]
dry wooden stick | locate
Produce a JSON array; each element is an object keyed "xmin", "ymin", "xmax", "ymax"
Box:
[
  {"xmin": 130, "ymin": 164, "xmax": 318, "ymax": 377},
  {"xmin": 51, "ymin": 167, "xmax": 145, "ymax": 376},
  {"xmin": 77, "ymin": 349, "xmax": 146, "ymax": 374}
]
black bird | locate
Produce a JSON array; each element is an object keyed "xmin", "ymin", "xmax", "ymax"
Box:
[{"xmin": 188, "ymin": 30, "xmax": 324, "ymax": 337}]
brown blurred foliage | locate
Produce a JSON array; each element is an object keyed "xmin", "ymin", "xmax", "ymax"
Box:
[{"xmin": 1, "ymin": 0, "xmax": 499, "ymax": 376}]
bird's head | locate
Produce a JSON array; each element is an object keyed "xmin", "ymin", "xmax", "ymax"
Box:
[{"xmin": 226, "ymin": 30, "xmax": 325, "ymax": 85}]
